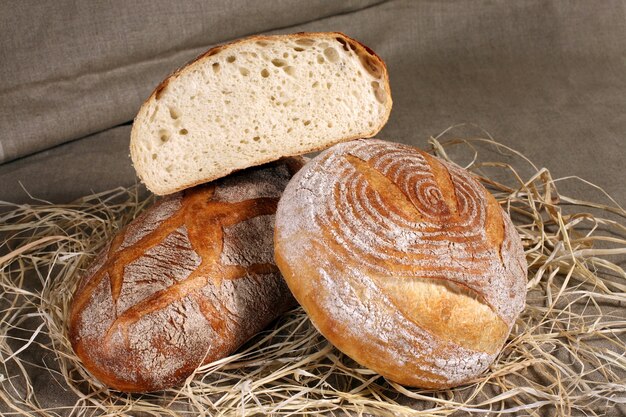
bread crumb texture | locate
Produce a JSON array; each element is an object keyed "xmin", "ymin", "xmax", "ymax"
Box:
[{"xmin": 130, "ymin": 33, "xmax": 391, "ymax": 195}]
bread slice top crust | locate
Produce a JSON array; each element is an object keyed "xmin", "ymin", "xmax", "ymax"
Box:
[{"xmin": 130, "ymin": 32, "xmax": 392, "ymax": 195}]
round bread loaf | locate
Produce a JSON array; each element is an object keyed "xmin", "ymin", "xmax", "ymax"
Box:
[
  {"xmin": 274, "ymin": 139, "xmax": 527, "ymax": 389},
  {"xmin": 69, "ymin": 158, "xmax": 303, "ymax": 392}
]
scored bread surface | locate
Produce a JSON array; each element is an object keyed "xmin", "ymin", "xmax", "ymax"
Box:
[
  {"xmin": 130, "ymin": 32, "xmax": 392, "ymax": 195},
  {"xmin": 69, "ymin": 159, "xmax": 302, "ymax": 392},
  {"xmin": 274, "ymin": 139, "xmax": 527, "ymax": 388}
]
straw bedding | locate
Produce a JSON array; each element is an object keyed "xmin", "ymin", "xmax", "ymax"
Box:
[{"xmin": 1, "ymin": 128, "xmax": 624, "ymax": 416}]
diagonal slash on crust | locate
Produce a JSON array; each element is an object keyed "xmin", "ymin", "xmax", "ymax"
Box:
[
  {"xmin": 340, "ymin": 151, "xmax": 508, "ymax": 352},
  {"xmin": 71, "ymin": 185, "xmax": 281, "ymax": 349}
]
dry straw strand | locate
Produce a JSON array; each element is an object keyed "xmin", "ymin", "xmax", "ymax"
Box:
[{"xmin": 1, "ymin": 129, "xmax": 625, "ymax": 416}]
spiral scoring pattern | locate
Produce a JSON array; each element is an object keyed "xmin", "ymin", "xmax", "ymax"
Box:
[
  {"xmin": 275, "ymin": 139, "xmax": 527, "ymax": 387},
  {"xmin": 326, "ymin": 142, "xmax": 522, "ymax": 320}
]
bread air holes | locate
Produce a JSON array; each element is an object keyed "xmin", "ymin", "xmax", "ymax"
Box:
[
  {"xmin": 359, "ymin": 53, "xmax": 382, "ymax": 78},
  {"xmin": 239, "ymin": 67, "xmax": 250, "ymax": 76},
  {"xmin": 323, "ymin": 47, "xmax": 339, "ymax": 63},
  {"xmin": 168, "ymin": 107, "xmax": 181, "ymax": 120},
  {"xmin": 226, "ymin": 56, "xmax": 236, "ymax": 63},
  {"xmin": 261, "ymin": 68, "xmax": 270, "ymax": 78},
  {"xmin": 212, "ymin": 63, "xmax": 220, "ymax": 73},
  {"xmin": 295, "ymin": 38, "xmax": 315, "ymax": 47},
  {"xmin": 179, "ymin": 128, "xmax": 188, "ymax": 135},
  {"xmin": 159, "ymin": 130, "xmax": 170, "ymax": 143},
  {"xmin": 271, "ymin": 58, "xmax": 287, "ymax": 67},
  {"xmin": 317, "ymin": 55, "xmax": 325, "ymax": 64},
  {"xmin": 336, "ymin": 37, "xmax": 350, "ymax": 51},
  {"xmin": 283, "ymin": 66, "xmax": 295, "ymax": 76},
  {"xmin": 371, "ymin": 81, "xmax": 386, "ymax": 104}
]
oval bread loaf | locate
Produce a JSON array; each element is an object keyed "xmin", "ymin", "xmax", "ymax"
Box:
[
  {"xmin": 69, "ymin": 158, "xmax": 303, "ymax": 392},
  {"xmin": 130, "ymin": 32, "xmax": 392, "ymax": 195},
  {"xmin": 274, "ymin": 140, "xmax": 527, "ymax": 389}
]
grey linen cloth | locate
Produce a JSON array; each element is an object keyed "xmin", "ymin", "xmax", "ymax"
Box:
[
  {"xmin": 0, "ymin": 1, "xmax": 623, "ymax": 205},
  {"xmin": 0, "ymin": 0, "xmax": 382, "ymax": 164}
]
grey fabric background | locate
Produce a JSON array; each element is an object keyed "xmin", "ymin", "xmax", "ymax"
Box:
[
  {"xmin": 1, "ymin": 0, "xmax": 624, "ymax": 206},
  {"xmin": 0, "ymin": 0, "xmax": 624, "ymax": 415},
  {"xmin": 0, "ymin": 0, "xmax": 382, "ymax": 164}
]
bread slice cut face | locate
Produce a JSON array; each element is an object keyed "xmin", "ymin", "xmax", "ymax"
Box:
[{"xmin": 130, "ymin": 32, "xmax": 392, "ymax": 195}]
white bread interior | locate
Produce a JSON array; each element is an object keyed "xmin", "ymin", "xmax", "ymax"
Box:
[{"xmin": 130, "ymin": 32, "xmax": 392, "ymax": 195}]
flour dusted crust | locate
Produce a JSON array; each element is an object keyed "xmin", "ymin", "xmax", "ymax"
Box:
[
  {"xmin": 274, "ymin": 140, "xmax": 527, "ymax": 388},
  {"xmin": 69, "ymin": 158, "xmax": 303, "ymax": 392}
]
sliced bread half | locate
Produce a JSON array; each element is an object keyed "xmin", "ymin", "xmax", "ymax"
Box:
[{"xmin": 130, "ymin": 32, "xmax": 392, "ymax": 195}]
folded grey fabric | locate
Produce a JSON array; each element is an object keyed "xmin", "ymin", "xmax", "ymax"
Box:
[
  {"xmin": 3, "ymin": 0, "xmax": 624, "ymax": 204},
  {"xmin": 0, "ymin": 0, "xmax": 383, "ymax": 163}
]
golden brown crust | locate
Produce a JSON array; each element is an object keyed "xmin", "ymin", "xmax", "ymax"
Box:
[
  {"xmin": 129, "ymin": 32, "xmax": 392, "ymax": 195},
  {"xmin": 274, "ymin": 139, "xmax": 527, "ymax": 389},
  {"xmin": 69, "ymin": 159, "xmax": 303, "ymax": 392},
  {"xmin": 147, "ymin": 32, "xmax": 390, "ymax": 110}
]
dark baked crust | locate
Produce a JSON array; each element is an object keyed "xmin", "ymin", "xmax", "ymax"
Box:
[{"xmin": 69, "ymin": 158, "xmax": 303, "ymax": 392}]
